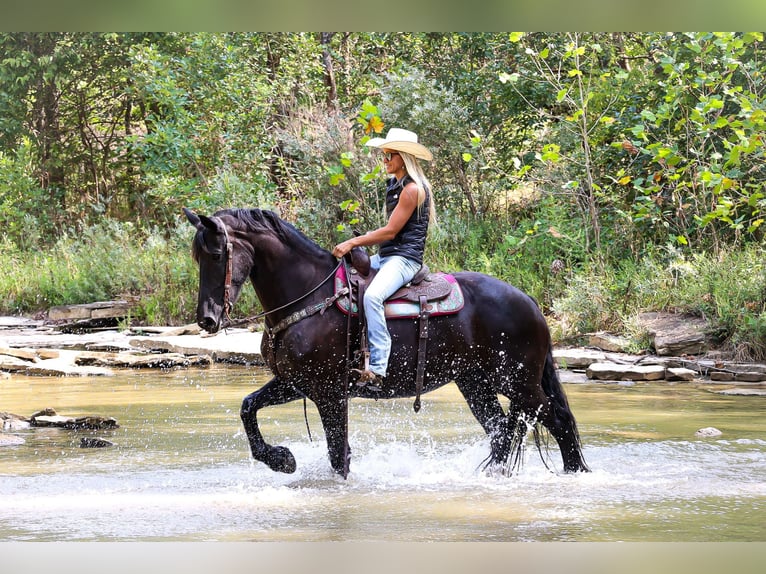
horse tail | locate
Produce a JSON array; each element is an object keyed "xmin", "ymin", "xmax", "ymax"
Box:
[{"xmin": 540, "ymin": 343, "xmax": 589, "ymax": 472}]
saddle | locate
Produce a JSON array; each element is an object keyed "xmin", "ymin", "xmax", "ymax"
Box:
[{"xmin": 346, "ymin": 247, "xmax": 454, "ymax": 305}]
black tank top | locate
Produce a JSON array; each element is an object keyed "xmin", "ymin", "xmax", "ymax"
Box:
[{"xmin": 379, "ymin": 174, "xmax": 430, "ymax": 265}]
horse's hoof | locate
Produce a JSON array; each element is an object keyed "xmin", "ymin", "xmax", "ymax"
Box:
[{"xmin": 264, "ymin": 446, "xmax": 297, "ymax": 474}]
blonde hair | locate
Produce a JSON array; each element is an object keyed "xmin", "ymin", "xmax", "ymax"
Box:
[{"xmin": 400, "ymin": 151, "xmax": 437, "ymax": 226}]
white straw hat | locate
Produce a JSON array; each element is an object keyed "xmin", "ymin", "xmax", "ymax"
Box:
[{"xmin": 365, "ymin": 128, "xmax": 433, "ymax": 161}]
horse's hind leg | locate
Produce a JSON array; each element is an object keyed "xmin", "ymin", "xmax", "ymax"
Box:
[
  {"xmin": 454, "ymin": 369, "xmax": 513, "ymax": 468},
  {"xmin": 514, "ymin": 352, "xmax": 589, "ymax": 473},
  {"xmin": 240, "ymin": 376, "xmax": 304, "ymax": 473}
]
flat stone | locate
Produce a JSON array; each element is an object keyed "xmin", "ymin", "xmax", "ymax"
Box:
[
  {"xmin": 130, "ymin": 329, "xmax": 263, "ymax": 364},
  {"xmin": 714, "ymin": 388, "xmax": 766, "ymax": 396},
  {"xmin": 558, "ymin": 370, "xmax": 590, "ymax": 384},
  {"xmin": 0, "ymin": 346, "xmax": 40, "ymax": 361},
  {"xmin": 735, "ymin": 372, "xmax": 766, "ymax": 382},
  {"xmin": 80, "ymin": 437, "xmax": 115, "ymax": 448},
  {"xmin": 22, "ymin": 361, "xmax": 114, "ymax": 377},
  {"xmin": 695, "ymin": 427, "xmax": 723, "ymax": 437},
  {"xmin": 31, "ymin": 414, "xmax": 119, "ymax": 430},
  {"xmin": 31, "ymin": 415, "xmax": 74, "ymax": 427},
  {"xmin": 586, "ymin": 362, "xmax": 666, "ymax": 381},
  {"xmin": 75, "ymin": 350, "xmax": 210, "ymax": 368},
  {"xmin": 553, "ymin": 348, "xmax": 607, "ymax": 369},
  {"xmin": 48, "ymin": 300, "xmax": 133, "ymax": 322},
  {"xmin": 637, "ymin": 312, "xmax": 710, "ymax": 356},
  {"xmin": 710, "ymin": 371, "xmax": 735, "ymax": 382},
  {"xmin": 666, "ymin": 367, "xmax": 697, "ymax": 381},
  {"xmin": 587, "ymin": 332, "xmax": 631, "ymax": 353},
  {"xmin": 0, "ymin": 317, "xmax": 43, "ymax": 328},
  {"xmin": 0, "ymin": 354, "xmax": 33, "ymax": 372},
  {"xmin": 1, "ymin": 412, "xmax": 30, "ymax": 430}
]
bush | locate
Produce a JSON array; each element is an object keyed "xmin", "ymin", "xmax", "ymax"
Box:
[
  {"xmin": 551, "ymin": 244, "xmax": 766, "ymax": 359},
  {"xmin": 0, "ymin": 219, "xmax": 262, "ymax": 326}
]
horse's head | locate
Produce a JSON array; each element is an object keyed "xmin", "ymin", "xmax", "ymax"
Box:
[{"xmin": 184, "ymin": 208, "xmax": 250, "ymax": 333}]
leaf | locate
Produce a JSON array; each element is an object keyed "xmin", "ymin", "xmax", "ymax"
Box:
[
  {"xmin": 499, "ymin": 72, "xmax": 520, "ymax": 84},
  {"xmin": 509, "ymin": 32, "xmax": 524, "ymax": 43},
  {"xmin": 462, "ymin": 152, "xmax": 473, "ymax": 162},
  {"xmin": 367, "ymin": 116, "xmax": 384, "ymax": 134},
  {"xmin": 618, "ymin": 176, "xmax": 631, "ymax": 185}
]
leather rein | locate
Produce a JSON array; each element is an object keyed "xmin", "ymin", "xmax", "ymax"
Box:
[{"xmin": 218, "ymin": 222, "xmax": 347, "ymax": 336}]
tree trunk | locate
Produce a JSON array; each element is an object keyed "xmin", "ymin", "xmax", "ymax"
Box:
[{"xmin": 320, "ymin": 32, "xmax": 338, "ymax": 109}]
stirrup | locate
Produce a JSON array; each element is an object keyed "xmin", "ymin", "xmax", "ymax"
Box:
[{"xmin": 351, "ymin": 368, "xmax": 383, "ymax": 391}]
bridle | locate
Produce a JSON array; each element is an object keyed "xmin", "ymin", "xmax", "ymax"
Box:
[
  {"xmin": 214, "ymin": 219, "xmax": 346, "ymax": 334},
  {"xmin": 221, "ymin": 224, "xmax": 235, "ymax": 322}
]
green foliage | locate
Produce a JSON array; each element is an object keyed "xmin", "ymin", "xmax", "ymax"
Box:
[
  {"xmin": 551, "ymin": 244, "xmax": 766, "ymax": 359},
  {"xmin": 0, "ymin": 220, "xmax": 260, "ymax": 326},
  {"xmin": 1, "ymin": 32, "xmax": 766, "ymax": 359}
]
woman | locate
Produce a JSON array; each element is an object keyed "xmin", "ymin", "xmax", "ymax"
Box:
[{"xmin": 332, "ymin": 128, "xmax": 435, "ymax": 387}]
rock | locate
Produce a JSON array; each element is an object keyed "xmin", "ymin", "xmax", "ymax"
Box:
[
  {"xmin": 75, "ymin": 350, "xmax": 211, "ymax": 368},
  {"xmin": 0, "ymin": 316, "xmax": 43, "ymax": 328},
  {"xmin": 558, "ymin": 370, "xmax": 590, "ymax": 384},
  {"xmin": 161, "ymin": 323, "xmax": 202, "ymax": 336},
  {"xmin": 0, "ymin": 346, "xmax": 40, "ymax": 361},
  {"xmin": 637, "ymin": 312, "xmax": 710, "ymax": 356},
  {"xmin": 710, "ymin": 371, "xmax": 735, "ymax": 382},
  {"xmin": 553, "ymin": 348, "xmax": 607, "ymax": 369},
  {"xmin": 695, "ymin": 427, "xmax": 722, "ymax": 437},
  {"xmin": 666, "ymin": 367, "xmax": 697, "ymax": 381},
  {"xmin": 31, "ymin": 412, "xmax": 119, "ymax": 430},
  {"xmin": 22, "ymin": 361, "xmax": 114, "ymax": 377},
  {"xmin": 3, "ymin": 418, "xmax": 30, "ymax": 430},
  {"xmin": 130, "ymin": 329, "xmax": 263, "ymax": 365},
  {"xmin": 587, "ymin": 332, "xmax": 632, "ymax": 353},
  {"xmin": 586, "ymin": 362, "xmax": 666, "ymax": 381},
  {"xmin": 30, "ymin": 407, "xmax": 57, "ymax": 418},
  {"xmin": 48, "ymin": 300, "xmax": 133, "ymax": 322},
  {"xmin": 714, "ymin": 388, "xmax": 766, "ymax": 396},
  {"xmin": 735, "ymin": 372, "xmax": 766, "ymax": 382},
  {"xmin": 0, "ymin": 354, "xmax": 34, "ymax": 372},
  {"xmin": 1, "ymin": 411, "xmax": 31, "ymax": 430},
  {"xmin": 31, "ymin": 415, "xmax": 74, "ymax": 427},
  {"xmin": 80, "ymin": 437, "xmax": 115, "ymax": 448}
]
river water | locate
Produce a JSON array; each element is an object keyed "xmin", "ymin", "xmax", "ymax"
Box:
[{"xmin": 1, "ymin": 364, "xmax": 764, "ymax": 541}]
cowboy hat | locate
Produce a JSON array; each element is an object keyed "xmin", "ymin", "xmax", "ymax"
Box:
[{"xmin": 365, "ymin": 128, "xmax": 433, "ymax": 161}]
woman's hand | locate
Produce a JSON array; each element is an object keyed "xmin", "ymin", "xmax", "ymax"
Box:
[{"xmin": 332, "ymin": 239, "xmax": 355, "ymax": 258}]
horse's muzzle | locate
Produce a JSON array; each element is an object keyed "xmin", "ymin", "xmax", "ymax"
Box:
[{"xmin": 198, "ymin": 316, "xmax": 220, "ymax": 333}]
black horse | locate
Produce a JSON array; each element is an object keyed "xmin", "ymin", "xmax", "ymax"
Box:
[{"xmin": 184, "ymin": 207, "xmax": 588, "ymax": 477}]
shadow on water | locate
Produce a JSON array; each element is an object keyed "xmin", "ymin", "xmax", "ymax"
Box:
[{"xmin": 1, "ymin": 364, "xmax": 764, "ymax": 541}]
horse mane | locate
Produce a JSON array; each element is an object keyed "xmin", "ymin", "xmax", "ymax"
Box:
[{"xmin": 220, "ymin": 208, "xmax": 333, "ymax": 261}]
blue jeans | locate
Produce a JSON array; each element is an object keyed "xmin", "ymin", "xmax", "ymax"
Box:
[{"xmin": 365, "ymin": 254, "xmax": 421, "ymax": 377}]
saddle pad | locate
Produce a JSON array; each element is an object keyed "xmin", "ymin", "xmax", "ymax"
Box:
[{"xmin": 334, "ymin": 266, "xmax": 465, "ymax": 319}]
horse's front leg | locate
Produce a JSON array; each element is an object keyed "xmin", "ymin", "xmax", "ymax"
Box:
[
  {"xmin": 315, "ymin": 391, "xmax": 350, "ymax": 478},
  {"xmin": 240, "ymin": 376, "xmax": 304, "ymax": 474}
]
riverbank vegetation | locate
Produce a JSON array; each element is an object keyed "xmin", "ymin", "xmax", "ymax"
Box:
[{"xmin": 1, "ymin": 33, "xmax": 765, "ymax": 359}]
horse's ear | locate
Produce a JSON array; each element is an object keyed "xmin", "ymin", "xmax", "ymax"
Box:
[
  {"xmin": 183, "ymin": 207, "xmax": 202, "ymax": 229},
  {"xmin": 198, "ymin": 214, "xmax": 221, "ymax": 233}
]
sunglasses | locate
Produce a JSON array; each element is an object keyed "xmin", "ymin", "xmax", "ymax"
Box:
[{"xmin": 382, "ymin": 151, "xmax": 400, "ymax": 161}]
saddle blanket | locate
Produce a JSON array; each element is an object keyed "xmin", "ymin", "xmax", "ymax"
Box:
[{"xmin": 334, "ymin": 266, "xmax": 465, "ymax": 319}]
